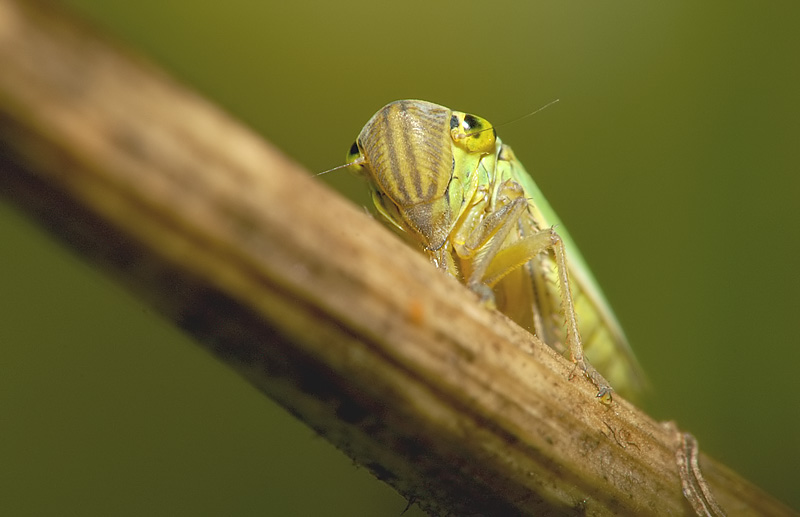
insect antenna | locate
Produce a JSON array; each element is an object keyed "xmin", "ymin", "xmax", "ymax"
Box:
[
  {"xmin": 316, "ymin": 156, "xmax": 364, "ymax": 176},
  {"xmin": 462, "ymin": 99, "xmax": 560, "ymax": 141},
  {"xmin": 492, "ymin": 98, "xmax": 561, "ymax": 132}
]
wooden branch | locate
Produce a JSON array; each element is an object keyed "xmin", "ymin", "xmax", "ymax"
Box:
[{"xmin": 0, "ymin": 1, "xmax": 791, "ymax": 515}]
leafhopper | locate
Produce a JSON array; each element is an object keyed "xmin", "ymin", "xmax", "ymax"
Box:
[{"xmin": 345, "ymin": 100, "xmax": 644, "ymax": 401}]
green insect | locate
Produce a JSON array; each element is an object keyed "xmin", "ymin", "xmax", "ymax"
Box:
[{"xmin": 345, "ymin": 100, "xmax": 644, "ymax": 401}]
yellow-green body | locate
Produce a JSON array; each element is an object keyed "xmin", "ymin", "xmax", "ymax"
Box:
[{"xmin": 347, "ymin": 100, "xmax": 644, "ymax": 399}]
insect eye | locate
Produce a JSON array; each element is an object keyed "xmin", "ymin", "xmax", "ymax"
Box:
[
  {"xmin": 347, "ymin": 141, "xmax": 360, "ymax": 160},
  {"xmin": 463, "ymin": 114, "xmax": 481, "ymax": 131},
  {"xmin": 452, "ymin": 113, "xmax": 496, "ymax": 154},
  {"xmin": 345, "ymin": 140, "xmax": 367, "ymax": 173}
]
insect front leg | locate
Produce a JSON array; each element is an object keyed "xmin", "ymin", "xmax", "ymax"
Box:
[{"xmin": 453, "ymin": 196, "xmax": 530, "ymax": 303}]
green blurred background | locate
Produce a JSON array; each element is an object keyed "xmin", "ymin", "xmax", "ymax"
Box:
[{"xmin": 2, "ymin": 1, "xmax": 798, "ymax": 514}]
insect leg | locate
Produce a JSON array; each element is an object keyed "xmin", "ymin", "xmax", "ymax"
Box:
[
  {"xmin": 454, "ymin": 197, "xmax": 529, "ymax": 297},
  {"xmin": 483, "ymin": 226, "xmax": 614, "ymax": 402},
  {"xmin": 452, "ymin": 191, "xmax": 615, "ymax": 401},
  {"xmin": 549, "ymin": 229, "xmax": 614, "ymax": 403}
]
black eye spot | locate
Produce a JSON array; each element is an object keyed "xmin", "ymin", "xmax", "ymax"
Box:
[
  {"xmin": 464, "ymin": 114, "xmax": 480, "ymax": 130},
  {"xmin": 450, "ymin": 115, "xmax": 458, "ymax": 130},
  {"xmin": 349, "ymin": 141, "xmax": 359, "ymax": 156}
]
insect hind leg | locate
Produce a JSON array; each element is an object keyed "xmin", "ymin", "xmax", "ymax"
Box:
[{"xmin": 485, "ymin": 226, "xmax": 615, "ymax": 403}]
